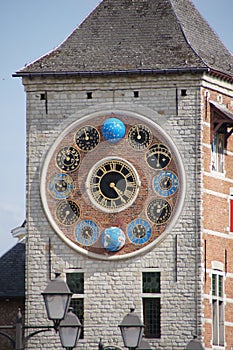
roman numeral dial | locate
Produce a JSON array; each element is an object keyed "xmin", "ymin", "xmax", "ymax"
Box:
[{"xmin": 86, "ymin": 158, "xmax": 140, "ymax": 213}]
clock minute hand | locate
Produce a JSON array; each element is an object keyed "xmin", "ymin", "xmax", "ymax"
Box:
[{"xmin": 109, "ymin": 182, "xmax": 126, "ymax": 203}]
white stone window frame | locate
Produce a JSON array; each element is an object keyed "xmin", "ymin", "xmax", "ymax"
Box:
[
  {"xmin": 141, "ymin": 269, "xmax": 161, "ymax": 339},
  {"xmin": 65, "ymin": 269, "xmax": 85, "ymax": 339},
  {"xmin": 211, "ymin": 262, "xmax": 225, "ymax": 349}
]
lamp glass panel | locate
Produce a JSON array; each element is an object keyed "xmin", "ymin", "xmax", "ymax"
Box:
[
  {"xmin": 121, "ymin": 326, "xmax": 143, "ymax": 348},
  {"xmin": 46, "ymin": 294, "xmax": 70, "ymax": 320},
  {"xmin": 59, "ymin": 327, "xmax": 81, "ymax": 348}
]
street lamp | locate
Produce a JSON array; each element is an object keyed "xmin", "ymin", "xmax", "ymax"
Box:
[
  {"xmin": 119, "ymin": 308, "xmax": 144, "ymax": 350},
  {"xmin": 59, "ymin": 308, "xmax": 82, "ymax": 350},
  {"xmin": 0, "ymin": 276, "xmax": 81, "ymax": 350},
  {"xmin": 42, "ymin": 276, "xmax": 72, "ymax": 330}
]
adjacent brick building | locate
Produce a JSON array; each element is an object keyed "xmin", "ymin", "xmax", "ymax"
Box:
[{"xmin": 13, "ymin": 0, "xmax": 233, "ymax": 349}]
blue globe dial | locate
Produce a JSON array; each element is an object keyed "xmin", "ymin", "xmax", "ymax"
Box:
[
  {"xmin": 127, "ymin": 218, "xmax": 152, "ymax": 245},
  {"xmin": 75, "ymin": 220, "xmax": 99, "ymax": 246},
  {"xmin": 153, "ymin": 170, "xmax": 179, "ymax": 197},
  {"xmin": 102, "ymin": 117, "xmax": 126, "ymax": 143}
]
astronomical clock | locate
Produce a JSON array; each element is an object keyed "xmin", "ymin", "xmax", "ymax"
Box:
[{"xmin": 41, "ymin": 111, "xmax": 185, "ymax": 260}]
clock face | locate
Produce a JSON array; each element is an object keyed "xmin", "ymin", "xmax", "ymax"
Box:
[
  {"xmin": 75, "ymin": 220, "xmax": 99, "ymax": 246},
  {"xmin": 153, "ymin": 170, "xmax": 179, "ymax": 197},
  {"xmin": 128, "ymin": 124, "xmax": 152, "ymax": 150},
  {"xmin": 48, "ymin": 173, "xmax": 74, "ymax": 199},
  {"xmin": 86, "ymin": 158, "xmax": 140, "ymax": 213},
  {"xmin": 146, "ymin": 143, "xmax": 171, "ymax": 170},
  {"xmin": 56, "ymin": 200, "xmax": 81, "ymax": 225},
  {"xmin": 147, "ymin": 198, "xmax": 172, "ymax": 225},
  {"xmin": 127, "ymin": 219, "xmax": 152, "ymax": 245},
  {"xmin": 41, "ymin": 111, "xmax": 185, "ymax": 260},
  {"xmin": 75, "ymin": 125, "xmax": 100, "ymax": 152},
  {"xmin": 56, "ymin": 146, "xmax": 81, "ymax": 172}
]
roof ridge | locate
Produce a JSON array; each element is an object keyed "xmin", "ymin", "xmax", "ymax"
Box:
[{"xmin": 170, "ymin": 0, "xmax": 208, "ymax": 68}]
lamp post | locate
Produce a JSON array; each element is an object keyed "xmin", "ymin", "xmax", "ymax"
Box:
[
  {"xmin": 119, "ymin": 308, "xmax": 144, "ymax": 350},
  {"xmin": 0, "ymin": 276, "xmax": 82, "ymax": 350}
]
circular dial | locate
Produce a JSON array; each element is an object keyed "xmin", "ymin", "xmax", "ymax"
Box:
[
  {"xmin": 48, "ymin": 173, "xmax": 74, "ymax": 199},
  {"xmin": 75, "ymin": 125, "xmax": 100, "ymax": 152},
  {"xmin": 153, "ymin": 170, "xmax": 179, "ymax": 197},
  {"xmin": 41, "ymin": 112, "xmax": 184, "ymax": 259},
  {"xmin": 87, "ymin": 158, "xmax": 140, "ymax": 213},
  {"xmin": 75, "ymin": 220, "xmax": 99, "ymax": 246},
  {"xmin": 127, "ymin": 218, "xmax": 152, "ymax": 245},
  {"xmin": 56, "ymin": 146, "xmax": 81, "ymax": 172},
  {"xmin": 146, "ymin": 143, "xmax": 171, "ymax": 170},
  {"xmin": 147, "ymin": 198, "xmax": 172, "ymax": 225},
  {"xmin": 56, "ymin": 200, "xmax": 80, "ymax": 225},
  {"xmin": 128, "ymin": 124, "xmax": 152, "ymax": 150}
]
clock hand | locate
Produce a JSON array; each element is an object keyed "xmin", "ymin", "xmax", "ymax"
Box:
[
  {"xmin": 156, "ymin": 203, "xmax": 168, "ymax": 214},
  {"xmin": 109, "ymin": 182, "xmax": 126, "ymax": 203},
  {"xmin": 84, "ymin": 129, "xmax": 89, "ymax": 141},
  {"xmin": 84, "ymin": 229, "xmax": 92, "ymax": 239},
  {"xmin": 156, "ymin": 152, "xmax": 161, "ymax": 167},
  {"xmin": 62, "ymin": 210, "xmax": 70, "ymax": 223},
  {"xmin": 136, "ymin": 126, "xmax": 142, "ymax": 140}
]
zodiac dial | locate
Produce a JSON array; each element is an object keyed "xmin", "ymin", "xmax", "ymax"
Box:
[
  {"xmin": 56, "ymin": 146, "xmax": 81, "ymax": 172},
  {"xmin": 86, "ymin": 158, "xmax": 140, "ymax": 213}
]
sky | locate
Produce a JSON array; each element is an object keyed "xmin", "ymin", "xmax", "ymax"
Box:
[{"xmin": 1, "ymin": 0, "xmax": 233, "ymax": 257}]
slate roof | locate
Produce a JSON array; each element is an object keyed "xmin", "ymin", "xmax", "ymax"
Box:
[
  {"xmin": 0, "ymin": 242, "xmax": 25, "ymax": 298},
  {"xmin": 15, "ymin": 0, "xmax": 233, "ymax": 78}
]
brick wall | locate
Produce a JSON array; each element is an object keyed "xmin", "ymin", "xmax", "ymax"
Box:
[{"xmin": 201, "ymin": 80, "xmax": 233, "ymax": 349}]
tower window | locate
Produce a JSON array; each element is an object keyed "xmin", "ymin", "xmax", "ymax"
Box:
[
  {"xmin": 142, "ymin": 271, "xmax": 161, "ymax": 338},
  {"xmin": 66, "ymin": 272, "xmax": 84, "ymax": 339},
  {"xmin": 134, "ymin": 91, "xmax": 139, "ymax": 98},
  {"xmin": 181, "ymin": 89, "xmax": 187, "ymax": 97},
  {"xmin": 212, "ymin": 272, "xmax": 224, "ymax": 346},
  {"xmin": 86, "ymin": 92, "xmax": 93, "ymax": 99},
  {"xmin": 211, "ymin": 129, "xmax": 225, "ymax": 173}
]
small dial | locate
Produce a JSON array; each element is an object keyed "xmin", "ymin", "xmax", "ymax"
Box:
[
  {"xmin": 75, "ymin": 220, "xmax": 99, "ymax": 246},
  {"xmin": 153, "ymin": 170, "xmax": 179, "ymax": 197},
  {"xmin": 56, "ymin": 146, "xmax": 81, "ymax": 172},
  {"xmin": 147, "ymin": 198, "xmax": 172, "ymax": 225},
  {"xmin": 75, "ymin": 125, "xmax": 100, "ymax": 152},
  {"xmin": 127, "ymin": 218, "xmax": 152, "ymax": 245},
  {"xmin": 128, "ymin": 124, "xmax": 152, "ymax": 150},
  {"xmin": 56, "ymin": 200, "xmax": 80, "ymax": 225},
  {"xmin": 87, "ymin": 157, "xmax": 140, "ymax": 213},
  {"xmin": 146, "ymin": 143, "xmax": 171, "ymax": 170},
  {"xmin": 48, "ymin": 173, "xmax": 74, "ymax": 199}
]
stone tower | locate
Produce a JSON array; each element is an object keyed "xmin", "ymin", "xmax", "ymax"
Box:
[{"xmin": 14, "ymin": 0, "xmax": 233, "ymax": 349}]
